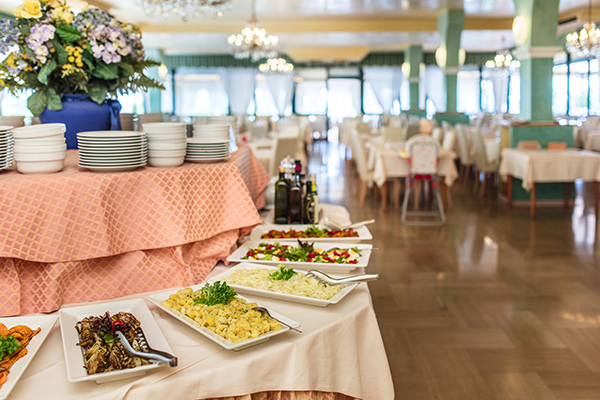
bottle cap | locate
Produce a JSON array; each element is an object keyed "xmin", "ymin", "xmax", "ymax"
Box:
[{"xmin": 279, "ymin": 166, "xmax": 285, "ymax": 173}]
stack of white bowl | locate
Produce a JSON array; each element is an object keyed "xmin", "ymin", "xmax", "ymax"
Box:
[
  {"xmin": 77, "ymin": 131, "xmax": 147, "ymax": 172},
  {"xmin": 206, "ymin": 116, "xmax": 239, "ymax": 153},
  {"xmin": 142, "ymin": 122, "xmax": 187, "ymax": 167},
  {"xmin": 0, "ymin": 125, "xmax": 14, "ymax": 171},
  {"xmin": 187, "ymin": 124, "xmax": 230, "ymax": 163},
  {"xmin": 12, "ymin": 123, "xmax": 67, "ymax": 174}
]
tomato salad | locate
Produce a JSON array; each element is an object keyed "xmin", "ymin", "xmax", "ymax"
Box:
[
  {"xmin": 242, "ymin": 240, "xmax": 362, "ymax": 264},
  {"xmin": 261, "ymin": 225, "xmax": 359, "ymax": 239}
]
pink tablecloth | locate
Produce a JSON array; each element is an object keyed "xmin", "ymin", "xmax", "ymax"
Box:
[{"xmin": 0, "ymin": 143, "xmax": 269, "ymax": 316}]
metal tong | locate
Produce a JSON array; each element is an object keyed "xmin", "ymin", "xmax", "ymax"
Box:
[
  {"xmin": 116, "ymin": 327, "xmax": 177, "ymax": 367},
  {"xmin": 306, "ymin": 270, "xmax": 380, "ymax": 285}
]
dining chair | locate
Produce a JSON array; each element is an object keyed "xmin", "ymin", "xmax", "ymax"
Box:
[
  {"xmin": 381, "ymin": 125, "xmax": 403, "ymax": 142},
  {"xmin": 472, "ymin": 129, "xmax": 500, "ymax": 197},
  {"xmin": 442, "ymin": 130, "xmax": 456, "ymax": 153},
  {"xmin": 401, "ymin": 135, "xmax": 445, "ymax": 226},
  {"xmin": 517, "ymin": 140, "xmax": 541, "ymax": 150},
  {"xmin": 136, "ymin": 113, "xmax": 164, "ymax": 130},
  {"xmin": 349, "ymin": 129, "xmax": 375, "ymax": 206},
  {"xmin": 455, "ymin": 124, "xmax": 475, "ymax": 183},
  {"xmin": 547, "ymin": 142, "xmax": 567, "ymax": 151},
  {"xmin": 119, "ymin": 113, "xmax": 135, "ymax": 131},
  {"xmin": 431, "ymin": 127, "xmax": 444, "ymax": 144},
  {"xmin": 586, "ymin": 134, "xmax": 600, "ymax": 152},
  {"xmin": 268, "ymin": 135, "xmax": 300, "ymax": 177},
  {"xmin": 356, "ymin": 121, "xmax": 370, "ymax": 134},
  {"xmin": 404, "ymin": 121, "xmax": 420, "ymax": 141},
  {"xmin": 0, "ymin": 116, "xmax": 25, "ymax": 128}
]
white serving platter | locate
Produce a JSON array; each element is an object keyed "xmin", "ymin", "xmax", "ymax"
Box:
[
  {"xmin": 206, "ymin": 262, "xmax": 360, "ymax": 307},
  {"xmin": 227, "ymin": 241, "xmax": 372, "ymax": 273},
  {"xmin": 0, "ymin": 314, "xmax": 58, "ymax": 400},
  {"xmin": 250, "ymin": 224, "xmax": 372, "ymax": 243},
  {"xmin": 59, "ymin": 298, "xmax": 173, "ymax": 384},
  {"xmin": 147, "ymin": 289, "xmax": 299, "ymax": 351}
]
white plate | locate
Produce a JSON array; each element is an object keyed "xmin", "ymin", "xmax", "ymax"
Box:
[
  {"xmin": 0, "ymin": 315, "xmax": 58, "ymax": 400},
  {"xmin": 78, "ymin": 145, "xmax": 146, "ymax": 152},
  {"xmin": 185, "ymin": 156, "xmax": 230, "ymax": 163},
  {"xmin": 185, "ymin": 151, "xmax": 230, "ymax": 156},
  {"xmin": 251, "ymin": 224, "xmax": 372, "ymax": 243},
  {"xmin": 78, "ymin": 157, "xmax": 147, "ymax": 165},
  {"xmin": 77, "ymin": 131, "xmax": 145, "ymax": 139},
  {"xmin": 78, "ymin": 163, "xmax": 146, "ymax": 172},
  {"xmin": 59, "ymin": 299, "xmax": 173, "ymax": 383},
  {"xmin": 146, "ymin": 290, "xmax": 299, "ymax": 351},
  {"xmin": 187, "ymin": 138, "xmax": 230, "ymax": 144},
  {"xmin": 206, "ymin": 262, "xmax": 359, "ymax": 307},
  {"xmin": 227, "ymin": 241, "xmax": 372, "ymax": 273}
]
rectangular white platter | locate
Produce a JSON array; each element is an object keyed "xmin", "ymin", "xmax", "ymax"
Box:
[
  {"xmin": 0, "ymin": 315, "xmax": 58, "ymax": 400},
  {"xmin": 250, "ymin": 224, "xmax": 372, "ymax": 243},
  {"xmin": 227, "ymin": 241, "xmax": 373, "ymax": 274},
  {"xmin": 206, "ymin": 262, "xmax": 359, "ymax": 308},
  {"xmin": 147, "ymin": 289, "xmax": 300, "ymax": 351},
  {"xmin": 59, "ymin": 298, "xmax": 174, "ymax": 384}
]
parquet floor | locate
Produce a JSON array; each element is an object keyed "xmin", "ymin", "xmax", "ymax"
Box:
[{"xmin": 307, "ymin": 140, "xmax": 600, "ymax": 400}]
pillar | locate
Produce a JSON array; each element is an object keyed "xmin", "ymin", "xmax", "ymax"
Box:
[
  {"xmin": 512, "ymin": 0, "xmax": 561, "ymax": 122},
  {"xmin": 437, "ymin": 9, "xmax": 465, "ymax": 114},
  {"xmin": 144, "ymin": 48, "xmax": 164, "ymax": 114},
  {"xmin": 404, "ymin": 45, "xmax": 423, "ymax": 111}
]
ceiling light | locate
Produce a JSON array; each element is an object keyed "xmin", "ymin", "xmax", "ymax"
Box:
[
  {"xmin": 566, "ymin": 0, "xmax": 600, "ymax": 58},
  {"xmin": 228, "ymin": 0, "xmax": 278, "ymax": 61},
  {"xmin": 259, "ymin": 58, "xmax": 293, "ymax": 73},
  {"xmin": 138, "ymin": 0, "xmax": 232, "ymax": 21},
  {"xmin": 485, "ymin": 37, "xmax": 519, "ymax": 74}
]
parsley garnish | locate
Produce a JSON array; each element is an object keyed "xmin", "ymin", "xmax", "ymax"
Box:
[
  {"xmin": 193, "ymin": 281, "xmax": 237, "ymax": 306},
  {"xmin": 269, "ymin": 264, "xmax": 297, "ymax": 280},
  {"xmin": 0, "ymin": 334, "xmax": 22, "ymax": 361}
]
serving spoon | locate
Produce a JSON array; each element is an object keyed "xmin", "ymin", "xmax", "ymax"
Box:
[{"xmin": 252, "ymin": 307, "xmax": 302, "ymax": 333}]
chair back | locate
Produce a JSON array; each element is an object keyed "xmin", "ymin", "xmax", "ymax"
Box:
[
  {"xmin": 442, "ymin": 130, "xmax": 456, "ymax": 153},
  {"xmin": 356, "ymin": 121, "xmax": 370, "ymax": 134},
  {"xmin": 455, "ymin": 124, "xmax": 474, "ymax": 166},
  {"xmin": 381, "ymin": 125, "xmax": 403, "ymax": 142},
  {"xmin": 547, "ymin": 142, "xmax": 567, "ymax": 151},
  {"xmin": 0, "ymin": 116, "xmax": 25, "ymax": 128},
  {"xmin": 517, "ymin": 140, "xmax": 541, "ymax": 150},
  {"xmin": 405, "ymin": 135, "xmax": 439, "ymax": 175},
  {"xmin": 349, "ymin": 129, "xmax": 371, "ymax": 181},
  {"xmin": 270, "ymin": 135, "xmax": 299, "ymax": 176},
  {"xmin": 431, "ymin": 127, "xmax": 443, "ymax": 144},
  {"xmin": 119, "ymin": 113, "xmax": 135, "ymax": 131},
  {"xmin": 136, "ymin": 113, "xmax": 163, "ymax": 129},
  {"xmin": 251, "ymin": 118, "xmax": 269, "ymax": 139},
  {"xmin": 404, "ymin": 121, "xmax": 420, "ymax": 141},
  {"xmin": 588, "ymin": 134, "xmax": 600, "ymax": 151}
]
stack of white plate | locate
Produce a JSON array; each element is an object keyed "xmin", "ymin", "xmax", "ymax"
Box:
[
  {"xmin": 77, "ymin": 131, "xmax": 147, "ymax": 172},
  {"xmin": 12, "ymin": 123, "xmax": 67, "ymax": 174},
  {"xmin": 142, "ymin": 122, "xmax": 187, "ymax": 167},
  {"xmin": 205, "ymin": 117, "xmax": 239, "ymax": 153},
  {"xmin": 0, "ymin": 125, "xmax": 14, "ymax": 171},
  {"xmin": 186, "ymin": 131, "xmax": 230, "ymax": 163}
]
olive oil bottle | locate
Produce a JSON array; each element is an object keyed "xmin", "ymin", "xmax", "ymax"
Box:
[{"xmin": 274, "ymin": 166, "xmax": 289, "ymax": 224}]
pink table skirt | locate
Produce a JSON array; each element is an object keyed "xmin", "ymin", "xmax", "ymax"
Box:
[
  {"xmin": 0, "ymin": 143, "xmax": 269, "ymax": 316},
  {"xmin": 209, "ymin": 392, "xmax": 358, "ymax": 400}
]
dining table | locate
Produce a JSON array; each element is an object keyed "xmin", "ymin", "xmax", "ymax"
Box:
[
  {"xmin": 0, "ymin": 142, "xmax": 269, "ymax": 317},
  {"xmin": 499, "ymin": 148, "xmax": 600, "ymax": 218},
  {"xmin": 5, "ymin": 263, "xmax": 395, "ymax": 400},
  {"xmin": 365, "ymin": 138, "xmax": 459, "ymax": 211}
]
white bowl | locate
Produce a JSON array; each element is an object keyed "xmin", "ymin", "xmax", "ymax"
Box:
[
  {"xmin": 14, "ymin": 150, "xmax": 66, "ymax": 162},
  {"xmin": 146, "ymin": 136, "xmax": 187, "ymax": 143},
  {"xmin": 147, "ymin": 141, "xmax": 187, "ymax": 151},
  {"xmin": 0, "ymin": 125, "xmax": 14, "ymax": 131},
  {"xmin": 13, "ymin": 123, "xmax": 65, "ymax": 139},
  {"xmin": 142, "ymin": 122, "xmax": 186, "ymax": 131},
  {"xmin": 148, "ymin": 156, "xmax": 185, "ymax": 167},
  {"xmin": 14, "ymin": 144, "xmax": 66, "ymax": 153},
  {"xmin": 16, "ymin": 159, "xmax": 64, "ymax": 174},
  {"xmin": 148, "ymin": 149, "xmax": 186, "ymax": 157},
  {"xmin": 13, "ymin": 135, "xmax": 65, "ymax": 145}
]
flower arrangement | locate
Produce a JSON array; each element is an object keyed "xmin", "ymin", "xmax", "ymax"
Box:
[{"xmin": 0, "ymin": 0, "xmax": 163, "ymax": 116}]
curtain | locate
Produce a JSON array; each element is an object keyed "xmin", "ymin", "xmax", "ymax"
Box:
[
  {"xmin": 363, "ymin": 66, "xmax": 402, "ymax": 114},
  {"xmin": 489, "ymin": 72, "xmax": 509, "ymax": 114},
  {"xmin": 175, "ymin": 67, "xmax": 228, "ymax": 116},
  {"xmin": 266, "ymin": 73, "xmax": 294, "ymax": 117},
  {"xmin": 424, "ymin": 65, "xmax": 446, "ymax": 113},
  {"xmin": 220, "ymin": 68, "xmax": 256, "ymax": 116}
]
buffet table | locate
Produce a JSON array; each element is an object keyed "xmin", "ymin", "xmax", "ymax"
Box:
[
  {"xmin": 7, "ymin": 265, "xmax": 394, "ymax": 400},
  {"xmin": 0, "ymin": 143, "xmax": 269, "ymax": 316},
  {"xmin": 499, "ymin": 148, "xmax": 600, "ymax": 218}
]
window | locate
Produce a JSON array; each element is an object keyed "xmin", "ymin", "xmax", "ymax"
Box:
[
  {"xmin": 295, "ymin": 80, "xmax": 327, "ymax": 115},
  {"xmin": 569, "ymin": 60, "xmax": 589, "ymax": 116},
  {"xmin": 327, "ymin": 78, "xmax": 361, "ymax": 122},
  {"xmin": 117, "ymin": 92, "xmax": 146, "ymax": 114},
  {"xmin": 457, "ymin": 68, "xmax": 481, "ymax": 115},
  {"xmin": 363, "ymin": 81, "xmax": 383, "ymax": 114},
  {"xmin": 173, "ymin": 68, "xmax": 228, "ymax": 117},
  {"xmin": 589, "ymin": 59, "xmax": 599, "ymax": 115},
  {"xmin": 0, "ymin": 89, "xmax": 32, "ymax": 117},
  {"xmin": 553, "ymin": 63, "xmax": 568, "ymax": 116},
  {"xmin": 480, "ymin": 68, "xmax": 495, "ymax": 113},
  {"xmin": 508, "ymin": 70, "xmax": 520, "ymax": 115}
]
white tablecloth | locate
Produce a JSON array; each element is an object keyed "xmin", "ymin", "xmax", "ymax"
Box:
[
  {"xmin": 366, "ymin": 141, "xmax": 459, "ymax": 188},
  {"xmin": 499, "ymin": 149, "xmax": 600, "ymax": 190},
  {"xmin": 8, "ymin": 264, "xmax": 394, "ymax": 400}
]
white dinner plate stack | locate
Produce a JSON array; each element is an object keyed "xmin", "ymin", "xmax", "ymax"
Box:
[
  {"xmin": 187, "ymin": 124, "xmax": 231, "ymax": 163},
  {"xmin": 0, "ymin": 125, "xmax": 14, "ymax": 171},
  {"xmin": 12, "ymin": 123, "xmax": 67, "ymax": 174},
  {"xmin": 142, "ymin": 122, "xmax": 187, "ymax": 167},
  {"xmin": 206, "ymin": 116, "xmax": 238, "ymax": 153},
  {"xmin": 77, "ymin": 131, "xmax": 147, "ymax": 172}
]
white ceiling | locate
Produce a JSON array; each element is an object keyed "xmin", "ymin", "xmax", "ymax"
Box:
[{"xmin": 1, "ymin": 0, "xmax": 597, "ymax": 59}]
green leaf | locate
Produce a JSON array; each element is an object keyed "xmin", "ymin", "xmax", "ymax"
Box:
[
  {"xmin": 38, "ymin": 59, "xmax": 56, "ymax": 85},
  {"xmin": 51, "ymin": 39, "xmax": 69, "ymax": 65},
  {"xmin": 27, "ymin": 90, "xmax": 48, "ymax": 117},
  {"xmin": 25, "ymin": 47, "xmax": 35, "ymax": 61},
  {"xmin": 56, "ymin": 25, "xmax": 81, "ymax": 43},
  {"xmin": 119, "ymin": 62, "xmax": 134, "ymax": 77},
  {"xmin": 81, "ymin": 51, "xmax": 95, "ymax": 70},
  {"xmin": 91, "ymin": 62, "xmax": 119, "ymax": 80},
  {"xmin": 88, "ymin": 83, "xmax": 108, "ymax": 104},
  {"xmin": 46, "ymin": 88, "xmax": 62, "ymax": 111}
]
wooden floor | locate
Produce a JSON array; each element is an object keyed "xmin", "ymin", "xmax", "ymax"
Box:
[{"xmin": 307, "ymin": 140, "xmax": 600, "ymax": 400}]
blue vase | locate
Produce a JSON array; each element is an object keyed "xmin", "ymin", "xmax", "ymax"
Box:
[{"xmin": 38, "ymin": 94, "xmax": 122, "ymax": 149}]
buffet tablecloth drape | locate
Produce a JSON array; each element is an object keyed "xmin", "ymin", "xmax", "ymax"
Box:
[
  {"xmin": 7, "ymin": 265, "xmax": 394, "ymax": 400},
  {"xmin": 0, "ymin": 143, "xmax": 270, "ymax": 316}
]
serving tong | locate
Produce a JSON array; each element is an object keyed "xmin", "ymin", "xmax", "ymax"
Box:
[
  {"xmin": 306, "ymin": 270, "xmax": 379, "ymax": 285},
  {"xmin": 322, "ymin": 215, "xmax": 375, "ymax": 231},
  {"xmin": 116, "ymin": 327, "xmax": 177, "ymax": 367},
  {"xmin": 252, "ymin": 307, "xmax": 302, "ymax": 333}
]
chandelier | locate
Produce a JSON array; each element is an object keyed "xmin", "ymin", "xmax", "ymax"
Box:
[
  {"xmin": 485, "ymin": 38, "xmax": 520, "ymax": 74},
  {"xmin": 227, "ymin": 0, "xmax": 278, "ymax": 61},
  {"xmin": 566, "ymin": 0, "xmax": 600, "ymax": 58},
  {"xmin": 259, "ymin": 58, "xmax": 293, "ymax": 73},
  {"xmin": 138, "ymin": 0, "xmax": 231, "ymax": 21}
]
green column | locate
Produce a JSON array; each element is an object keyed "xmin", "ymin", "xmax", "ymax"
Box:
[
  {"xmin": 404, "ymin": 45, "xmax": 423, "ymax": 111},
  {"xmin": 512, "ymin": 0, "xmax": 561, "ymax": 122},
  {"xmin": 144, "ymin": 48, "xmax": 164, "ymax": 114},
  {"xmin": 437, "ymin": 9, "xmax": 465, "ymax": 113}
]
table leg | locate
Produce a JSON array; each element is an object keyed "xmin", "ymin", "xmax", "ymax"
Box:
[
  {"xmin": 564, "ymin": 183, "xmax": 570, "ymax": 208},
  {"xmin": 530, "ymin": 183, "xmax": 536, "ymax": 219},
  {"xmin": 440, "ymin": 181, "xmax": 448, "ymax": 210},
  {"xmin": 507, "ymin": 175, "xmax": 513, "ymax": 208},
  {"xmin": 392, "ymin": 179, "xmax": 401, "ymax": 209},
  {"xmin": 381, "ymin": 182, "xmax": 387, "ymax": 212},
  {"xmin": 594, "ymin": 181, "xmax": 599, "ymax": 218}
]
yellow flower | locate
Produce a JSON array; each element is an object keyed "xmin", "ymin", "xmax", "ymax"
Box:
[
  {"xmin": 6, "ymin": 53, "xmax": 16, "ymax": 68},
  {"xmin": 52, "ymin": 6, "xmax": 73, "ymax": 24},
  {"xmin": 0, "ymin": 79, "xmax": 5, "ymax": 87},
  {"xmin": 13, "ymin": 0, "xmax": 43, "ymax": 19},
  {"xmin": 40, "ymin": 0, "xmax": 60, "ymax": 7},
  {"xmin": 82, "ymin": 2, "xmax": 97, "ymax": 11},
  {"xmin": 68, "ymin": 56, "xmax": 74, "ymax": 62}
]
